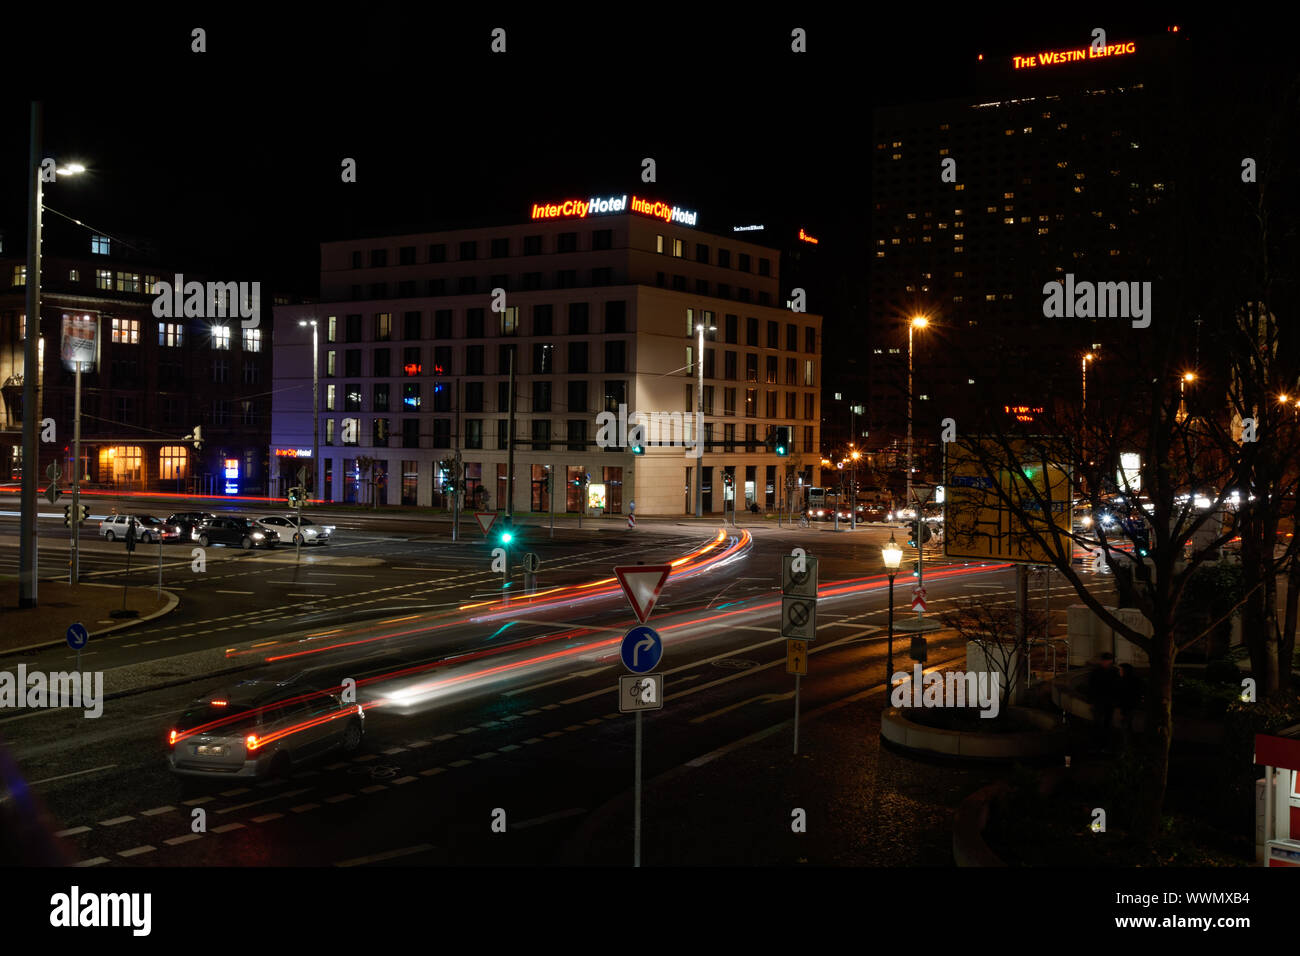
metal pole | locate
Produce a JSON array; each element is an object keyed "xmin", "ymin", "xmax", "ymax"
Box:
[
  {"xmin": 311, "ymin": 324, "xmax": 319, "ymax": 497},
  {"xmin": 19, "ymin": 101, "xmax": 43, "ymax": 608},
  {"xmin": 793, "ymin": 673, "xmax": 801, "ymax": 755},
  {"xmin": 295, "ymin": 492, "xmax": 302, "ymax": 563},
  {"xmin": 548, "ymin": 468, "xmax": 554, "ymax": 538},
  {"xmin": 634, "ymin": 708, "xmax": 642, "ymax": 867},
  {"xmin": 887, "ymin": 572, "xmax": 896, "ymax": 684},
  {"xmin": 157, "ymin": 528, "xmax": 163, "ymax": 598},
  {"xmin": 694, "ymin": 323, "xmax": 704, "ymax": 518},
  {"xmin": 906, "ymin": 323, "xmax": 914, "ymax": 511},
  {"xmin": 71, "ymin": 361, "xmax": 81, "ymax": 584},
  {"xmin": 506, "ymin": 349, "xmax": 516, "ymax": 519},
  {"xmin": 851, "ymin": 406, "xmax": 858, "ymax": 531}
]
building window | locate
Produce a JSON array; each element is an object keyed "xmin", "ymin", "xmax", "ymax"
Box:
[
  {"xmin": 466, "ymin": 308, "xmax": 485, "ymax": 338},
  {"xmin": 432, "ymin": 419, "xmax": 451, "ymax": 448},
  {"xmin": 605, "ymin": 300, "xmax": 627, "ymax": 333},
  {"xmin": 403, "ymin": 383, "xmax": 421, "ymax": 409},
  {"xmin": 466, "ymin": 420, "xmax": 483, "ymax": 449},
  {"xmin": 766, "ymin": 356, "xmax": 777, "ymax": 384},
  {"xmin": 532, "ymin": 419, "xmax": 551, "ymax": 451},
  {"xmin": 745, "ymin": 387, "xmax": 757, "ymax": 417},
  {"xmin": 241, "ymin": 327, "xmax": 261, "ymax": 352},
  {"xmin": 375, "ymin": 312, "xmax": 392, "ymax": 340},
  {"xmin": 111, "ymin": 318, "xmax": 141, "ymax": 344},
  {"xmin": 568, "ymin": 380, "xmax": 587, "ymax": 413},
  {"xmin": 115, "ymin": 272, "xmax": 141, "ymax": 293},
  {"xmin": 604, "ymin": 380, "xmax": 627, "ymax": 414},
  {"xmin": 429, "ymin": 243, "xmax": 447, "ymax": 263},
  {"xmin": 696, "ymin": 243, "xmax": 710, "ymax": 264},
  {"xmin": 533, "ymin": 380, "xmax": 552, "ymax": 412},
  {"xmin": 373, "ymin": 383, "xmax": 390, "ymax": 411},
  {"xmin": 96, "ymin": 269, "xmax": 113, "ymax": 290},
  {"xmin": 459, "ymin": 240, "xmax": 477, "ymax": 260},
  {"xmin": 500, "ymin": 306, "xmax": 519, "ymax": 335},
  {"xmin": 326, "ymin": 384, "xmax": 336, "ymax": 411},
  {"xmin": 466, "ymin": 346, "xmax": 484, "ymax": 375},
  {"xmin": 557, "ymin": 232, "xmax": 578, "ymax": 253},
  {"xmin": 326, "ymin": 419, "xmax": 335, "ymax": 445},
  {"xmin": 91, "ymin": 234, "xmax": 110, "ymax": 255},
  {"xmin": 725, "ymin": 351, "xmax": 737, "ymax": 380},
  {"xmin": 568, "ymin": 341, "xmax": 588, "ymax": 373},
  {"xmin": 491, "ymin": 237, "xmax": 509, "ymax": 258},
  {"xmin": 345, "ymin": 349, "xmax": 361, "ymax": 377},
  {"xmin": 804, "ymin": 360, "xmax": 815, "ymax": 386},
  {"xmin": 523, "ymin": 235, "xmax": 542, "ymax": 255},
  {"xmin": 464, "ymin": 381, "xmax": 483, "ymax": 412},
  {"xmin": 746, "ymin": 316, "xmax": 758, "ymax": 345},
  {"xmin": 656, "ymin": 235, "xmax": 664, "ymax": 254},
  {"xmin": 345, "ymin": 314, "xmax": 362, "ymax": 342},
  {"xmin": 567, "ymin": 419, "xmax": 587, "ymax": 451},
  {"xmin": 242, "ymin": 401, "xmax": 259, "ymax": 426},
  {"xmin": 158, "ymin": 323, "xmax": 183, "ymax": 347},
  {"xmin": 805, "ymin": 327, "xmax": 816, "ymax": 353},
  {"xmin": 672, "ymin": 238, "xmax": 684, "ymax": 258},
  {"xmin": 605, "ymin": 340, "xmax": 626, "ymax": 373},
  {"xmin": 403, "ymin": 421, "xmax": 420, "ymax": 450},
  {"xmin": 159, "ymin": 446, "xmax": 188, "ymax": 481},
  {"xmin": 345, "ymin": 385, "xmax": 362, "ymax": 412},
  {"xmin": 12, "ymin": 265, "xmax": 27, "ymax": 286},
  {"xmin": 533, "ymin": 342, "xmax": 554, "ymax": 374},
  {"xmin": 242, "ymin": 360, "xmax": 260, "ymax": 385},
  {"xmin": 718, "ymin": 249, "xmax": 731, "ymax": 268}
]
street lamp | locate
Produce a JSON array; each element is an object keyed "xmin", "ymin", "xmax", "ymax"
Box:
[
  {"xmin": 694, "ymin": 320, "xmax": 716, "ymax": 518},
  {"xmin": 882, "ymin": 532, "xmax": 903, "ymax": 690},
  {"xmin": 906, "ymin": 316, "xmax": 928, "ymax": 511},
  {"xmin": 1177, "ymin": 371, "xmax": 1195, "ymax": 423},
  {"xmin": 298, "ymin": 320, "xmax": 319, "ymax": 498},
  {"xmin": 19, "ymin": 97, "xmax": 85, "ymax": 608}
]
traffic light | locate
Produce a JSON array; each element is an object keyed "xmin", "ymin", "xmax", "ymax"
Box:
[
  {"xmin": 774, "ymin": 427, "xmax": 790, "ymax": 456},
  {"xmin": 496, "ymin": 520, "xmax": 516, "ymax": 548},
  {"xmin": 723, "ymin": 472, "xmax": 734, "ymax": 488},
  {"xmin": 79, "ymin": 503, "xmax": 89, "ymax": 524},
  {"xmin": 765, "ymin": 428, "xmax": 777, "ymax": 453},
  {"xmin": 287, "ymin": 486, "xmax": 304, "ymax": 507},
  {"xmin": 907, "ymin": 520, "xmax": 919, "ymax": 547},
  {"xmin": 64, "ymin": 503, "xmax": 74, "ymax": 527}
]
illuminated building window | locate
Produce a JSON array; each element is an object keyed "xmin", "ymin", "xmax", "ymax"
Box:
[
  {"xmin": 91, "ymin": 234, "xmax": 110, "ymax": 255},
  {"xmin": 888, "ymin": 348, "xmax": 900, "ymax": 355},
  {"xmin": 1056, "ymin": 161, "xmax": 1069, "ymax": 168},
  {"xmin": 159, "ymin": 446, "xmax": 188, "ymax": 481},
  {"xmin": 99, "ymin": 445, "xmax": 142, "ymax": 484},
  {"xmin": 875, "ymin": 251, "xmax": 885, "ymax": 258},
  {"xmin": 892, "ymin": 153, "xmax": 902, "ymax": 160},
  {"xmin": 937, "ymin": 223, "xmax": 948, "ymax": 230},
  {"xmin": 111, "ymin": 318, "xmax": 140, "ymax": 344},
  {"xmin": 953, "ymin": 296, "xmax": 964, "ymax": 302},
  {"xmin": 954, "ymin": 209, "xmax": 963, "ymax": 215},
  {"xmin": 159, "ymin": 323, "xmax": 183, "ymax": 347},
  {"xmin": 1041, "ymin": 111, "xmax": 1051, "ymax": 118},
  {"xmin": 1075, "ymin": 172, "xmax": 1087, "ymax": 180},
  {"xmin": 96, "ymin": 269, "xmax": 112, "ymax": 290},
  {"xmin": 326, "ymin": 384, "xmax": 336, "ymax": 410},
  {"xmin": 1004, "ymin": 204, "xmax": 1014, "ymax": 211},
  {"xmin": 907, "ymin": 212, "xmax": 917, "ymax": 220},
  {"xmin": 656, "ymin": 235, "xmax": 664, "ymax": 254},
  {"xmin": 1073, "ymin": 186, "xmax": 1084, "ymax": 193},
  {"xmin": 939, "ymin": 123, "xmax": 949, "ymax": 130},
  {"xmin": 242, "ymin": 327, "xmax": 261, "ymax": 352},
  {"xmin": 114, "ymin": 272, "xmax": 141, "ymax": 293},
  {"xmin": 1058, "ymin": 122, "xmax": 1068, "ymax": 129},
  {"xmin": 1023, "ymin": 126, "xmax": 1032, "ymax": 133},
  {"xmin": 1020, "ymin": 216, "xmax": 1031, "ymax": 223},
  {"xmin": 211, "ymin": 326, "xmax": 231, "ymax": 349},
  {"xmin": 1037, "ymin": 227, "xmax": 1050, "ymax": 235},
  {"xmin": 922, "ymin": 236, "xmax": 931, "ymax": 243},
  {"xmin": 1002, "ymin": 293, "xmax": 1013, "ymax": 300},
  {"xmin": 12, "ymin": 265, "xmax": 26, "ymax": 286},
  {"xmin": 986, "ymin": 206, "xmax": 997, "ymax": 213},
  {"xmin": 938, "ymin": 148, "xmax": 949, "ymax": 156},
  {"xmin": 986, "ymin": 294, "xmax": 996, "ymax": 301},
  {"xmin": 1004, "ymin": 129, "xmax": 1014, "ymax": 135},
  {"xmin": 954, "ymin": 246, "xmax": 964, "ymax": 253},
  {"xmin": 1003, "ymin": 218, "xmax": 1014, "ymax": 225},
  {"xmin": 906, "ymin": 285, "xmax": 916, "ymax": 292},
  {"xmin": 954, "ymin": 184, "xmax": 965, "ymax": 190},
  {"xmin": 953, "ymin": 233, "xmax": 964, "ymax": 240},
  {"xmin": 1110, "ymin": 249, "xmax": 1121, "ymax": 256},
  {"xmin": 891, "ymin": 238, "xmax": 901, "ymax": 245},
  {"xmin": 1003, "ymin": 192, "xmax": 1015, "ymax": 199}
]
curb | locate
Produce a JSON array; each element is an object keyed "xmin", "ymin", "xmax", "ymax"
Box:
[{"xmin": 0, "ymin": 584, "xmax": 181, "ymax": 657}]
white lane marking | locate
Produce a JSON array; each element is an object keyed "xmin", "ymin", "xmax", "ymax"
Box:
[
  {"xmin": 73, "ymin": 857, "xmax": 109, "ymax": 867},
  {"xmin": 164, "ymin": 834, "xmax": 203, "ymax": 846},
  {"xmin": 212, "ymin": 823, "xmax": 245, "ymax": 833},
  {"xmin": 392, "ymin": 776, "xmax": 417, "ymax": 785},
  {"xmin": 251, "ymin": 813, "xmax": 284, "ymax": 823},
  {"xmin": 360, "ymin": 785, "xmax": 387, "ymax": 794},
  {"xmin": 118, "ymin": 845, "xmax": 155, "ymax": 857},
  {"xmin": 448, "ymin": 760, "xmax": 472, "ymax": 768},
  {"xmin": 419, "ymin": 767, "xmax": 445, "ymax": 776},
  {"xmin": 98, "ymin": 815, "xmax": 134, "ymax": 827},
  {"xmin": 140, "ymin": 805, "xmax": 175, "ymax": 816},
  {"xmin": 214, "ymin": 590, "xmax": 255, "ymax": 595},
  {"xmin": 24, "ymin": 764, "xmax": 117, "ymax": 784},
  {"xmin": 690, "ymin": 691, "xmax": 796, "ymax": 724},
  {"xmin": 334, "ymin": 843, "xmax": 434, "ymax": 867},
  {"xmin": 513, "ymin": 807, "xmax": 586, "ymax": 830},
  {"xmin": 502, "ymin": 666, "xmax": 611, "ymax": 697},
  {"xmin": 55, "ymin": 826, "xmax": 91, "ymax": 837},
  {"xmin": 324, "ymin": 793, "xmax": 355, "ymax": 803}
]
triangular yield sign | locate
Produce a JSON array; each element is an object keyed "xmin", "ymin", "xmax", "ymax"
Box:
[
  {"xmin": 614, "ymin": 564, "xmax": 671, "ymax": 623},
  {"xmin": 475, "ymin": 511, "xmax": 498, "ymax": 536}
]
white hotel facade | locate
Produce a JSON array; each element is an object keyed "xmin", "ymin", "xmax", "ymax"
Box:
[{"xmin": 270, "ymin": 196, "xmax": 822, "ymax": 516}]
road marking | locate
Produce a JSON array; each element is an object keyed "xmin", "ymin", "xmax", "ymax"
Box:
[
  {"xmin": 212, "ymin": 823, "xmax": 245, "ymax": 833},
  {"xmin": 140, "ymin": 805, "xmax": 175, "ymax": 816},
  {"xmin": 523, "ymin": 737, "xmax": 542, "ymax": 744},
  {"xmin": 55, "ymin": 826, "xmax": 91, "ymax": 837},
  {"xmin": 690, "ymin": 691, "xmax": 796, "ymax": 724},
  {"xmin": 218, "ymin": 788, "xmax": 311, "ymax": 814},
  {"xmin": 503, "ymin": 666, "xmax": 610, "ymax": 696},
  {"xmin": 419, "ymin": 767, "xmax": 446, "ymax": 776},
  {"xmin": 23, "ymin": 764, "xmax": 117, "ymax": 784},
  {"xmin": 433, "ymin": 733, "xmax": 457, "ymax": 742},
  {"xmin": 73, "ymin": 857, "xmax": 109, "ymax": 867},
  {"xmin": 251, "ymin": 813, "xmax": 284, "ymax": 823},
  {"xmin": 360, "ymin": 784, "xmax": 387, "ymax": 794},
  {"xmin": 474, "ymin": 752, "xmax": 497, "ymax": 760},
  {"xmin": 164, "ymin": 834, "xmax": 203, "ymax": 846},
  {"xmin": 406, "ymin": 740, "xmax": 431, "ymax": 748},
  {"xmin": 119, "ymin": 845, "xmax": 155, "ymax": 857},
  {"xmin": 392, "ymin": 776, "xmax": 418, "ymax": 785},
  {"xmin": 98, "ymin": 816, "xmax": 134, "ymax": 827},
  {"xmin": 214, "ymin": 590, "xmax": 255, "ymax": 595},
  {"xmin": 499, "ymin": 744, "xmax": 521, "ymax": 752},
  {"xmin": 291, "ymin": 803, "xmax": 321, "ymax": 812},
  {"xmin": 448, "ymin": 759, "xmax": 472, "ymax": 768},
  {"xmin": 381, "ymin": 747, "xmax": 407, "ymax": 755},
  {"xmin": 457, "ymin": 727, "xmax": 478, "ymax": 734},
  {"xmin": 219, "ymin": 787, "xmax": 251, "ymax": 797},
  {"xmin": 335, "ymin": 843, "xmax": 434, "ymax": 867},
  {"xmin": 543, "ymin": 731, "xmax": 564, "ymax": 738},
  {"xmin": 513, "ymin": 807, "xmax": 586, "ymax": 830}
]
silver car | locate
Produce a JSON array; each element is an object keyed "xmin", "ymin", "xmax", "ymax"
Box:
[
  {"xmin": 255, "ymin": 514, "xmax": 335, "ymax": 545},
  {"xmin": 98, "ymin": 513, "xmax": 167, "ymax": 544},
  {"xmin": 168, "ymin": 678, "xmax": 364, "ymax": 779}
]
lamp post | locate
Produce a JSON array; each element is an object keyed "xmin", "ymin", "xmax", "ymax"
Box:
[
  {"xmin": 906, "ymin": 316, "xmax": 928, "ymax": 511},
  {"xmin": 298, "ymin": 319, "xmax": 318, "ymax": 498},
  {"xmin": 882, "ymin": 532, "xmax": 903, "ymax": 690},
  {"xmin": 694, "ymin": 320, "xmax": 716, "ymax": 518}
]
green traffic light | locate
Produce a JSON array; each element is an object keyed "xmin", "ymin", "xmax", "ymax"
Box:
[{"xmin": 501, "ymin": 532, "xmax": 513, "ymax": 544}]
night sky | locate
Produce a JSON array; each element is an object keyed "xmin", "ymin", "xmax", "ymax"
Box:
[{"xmin": 2, "ymin": 9, "xmax": 1287, "ymax": 312}]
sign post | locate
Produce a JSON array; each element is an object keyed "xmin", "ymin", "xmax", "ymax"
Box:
[
  {"xmin": 782, "ymin": 554, "xmax": 818, "ymax": 754},
  {"xmin": 66, "ymin": 622, "xmax": 88, "ymax": 673},
  {"xmin": 614, "ymin": 564, "xmax": 671, "ymax": 867}
]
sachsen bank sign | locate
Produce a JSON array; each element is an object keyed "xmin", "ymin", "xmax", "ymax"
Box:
[{"xmin": 530, "ymin": 194, "xmax": 699, "ymax": 227}]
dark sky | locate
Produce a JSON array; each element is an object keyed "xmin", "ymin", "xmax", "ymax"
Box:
[{"xmin": 2, "ymin": 8, "xmax": 1288, "ymax": 301}]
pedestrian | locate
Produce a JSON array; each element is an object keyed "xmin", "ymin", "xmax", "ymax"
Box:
[
  {"xmin": 1117, "ymin": 663, "xmax": 1144, "ymax": 747},
  {"xmin": 1087, "ymin": 652, "xmax": 1121, "ymax": 750}
]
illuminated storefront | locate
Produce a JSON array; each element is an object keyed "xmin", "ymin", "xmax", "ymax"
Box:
[{"xmin": 99, "ymin": 445, "xmax": 142, "ymax": 486}]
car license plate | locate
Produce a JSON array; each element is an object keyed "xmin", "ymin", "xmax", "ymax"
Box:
[{"xmin": 196, "ymin": 744, "xmax": 226, "ymax": 755}]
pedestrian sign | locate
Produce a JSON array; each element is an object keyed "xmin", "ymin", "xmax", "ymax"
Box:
[{"xmin": 786, "ymin": 639, "xmax": 808, "ymax": 676}]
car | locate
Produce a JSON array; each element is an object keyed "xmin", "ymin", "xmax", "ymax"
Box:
[
  {"xmin": 167, "ymin": 511, "xmax": 217, "ymax": 541},
  {"xmin": 98, "ymin": 513, "xmax": 167, "ymax": 544},
  {"xmin": 168, "ymin": 678, "xmax": 365, "ymax": 779},
  {"xmin": 193, "ymin": 516, "xmax": 279, "ymax": 549},
  {"xmin": 255, "ymin": 514, "xmax": 335, "ymax": 545}
]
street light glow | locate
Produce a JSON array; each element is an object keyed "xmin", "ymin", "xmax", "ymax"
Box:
[
  {"xmin": 56, "ymin": 163, "xmax": 86, "ymax": 175},
  {"xmin": 910, "ymin": 316, "xmax": 929, "ymax": 328},
  {"xmin": 882, "ymin": 533, "xmax": 902, "ymax": 570}
]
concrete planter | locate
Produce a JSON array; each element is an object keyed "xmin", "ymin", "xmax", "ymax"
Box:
[{"xmin": 880, "ymin": 705, "xmax": 1064, "ymax": 760}]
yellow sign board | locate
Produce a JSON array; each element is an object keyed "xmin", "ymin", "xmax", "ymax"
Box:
[
  {"xmin": 786, "ymin": 639, "xmax": 808, "ymax": 676},
  {"xmin": 943, "ymin": 438, "xmax": 1072, "ymax": 564}
]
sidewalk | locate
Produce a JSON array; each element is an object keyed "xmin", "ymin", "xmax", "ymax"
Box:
[
  {"xmin": 0, "ymin": 581, "xmax": 174, "ymax": 655},
  {"xmin": 564, "ymin": 688, "xmax": 1002, "ymax": 865}
]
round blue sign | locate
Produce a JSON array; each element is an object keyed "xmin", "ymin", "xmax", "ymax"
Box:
[
  {"xmin": 66, "ymin": 622, "xmax": 89, "ymax": 650},
  {"xmin": 620, "ymin": 625, "xmax": 662, "ymax": 674}
]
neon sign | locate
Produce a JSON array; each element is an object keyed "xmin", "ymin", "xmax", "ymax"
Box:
[
  {"xmin": 529, "ymin": 194, "xmax": 698, "ymax": 227},
  {"xmin": 1013, "ymin": 41, "xmax": 1135, "ymax": 69},
  {"xmin": 1004, "ymin": 404, "xmax": 1044, "ymax": 422},
  {"xmin": 733, "ymin": 224, "xmax": 765, "ymax": 232},
  {"xmin": 798, "ymin": 228, "xmax": 819, "ymax": 244},
  {"xmin": 403, "ymin": 363, "xmax": 422, "ymax": 376},
  {"xmin": 275, "ymin": 448, "xmax": 312, "ymax": 457}
]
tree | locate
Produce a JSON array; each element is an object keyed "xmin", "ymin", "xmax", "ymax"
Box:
[{"xmin": 939, "ymin": 598, "xmax": 1045, "ymax": 718}]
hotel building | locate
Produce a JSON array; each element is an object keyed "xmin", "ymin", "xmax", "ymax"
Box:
[{"xmin": 270, "ymin": 196, "xmax": 823, "ymax": 515}]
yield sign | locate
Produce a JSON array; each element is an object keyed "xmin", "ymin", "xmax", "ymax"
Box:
[
  {"xmin": 911, "ymin": 587, "xmax": 927, "ymax": 612},
  {"xmin": 613, "ymin": 564, "xmax": 671, "ymax": 623},
  {"xmin": 474, "ymin": 512, "xmax": 498, "ymax": 536}
]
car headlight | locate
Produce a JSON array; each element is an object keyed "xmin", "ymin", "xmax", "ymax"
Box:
[{"xmin": 252, "ymin": 532, "xmax": 265, "ymax": 539}]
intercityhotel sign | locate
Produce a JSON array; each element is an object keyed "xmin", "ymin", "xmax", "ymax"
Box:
[
  {"xmin": 529, "ymin": 194, "xmax": 699, "ymax": 227},
  {"xmin": 1012, "ymin": 40, "xmax": 1136, "ymax": 69}
]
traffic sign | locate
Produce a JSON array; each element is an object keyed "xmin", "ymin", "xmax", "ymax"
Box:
[
  {"xmin": 620, "ymin": 625, "xmax": 663, "ymax": 674},
  {"xmin": 46, "ymin": 461, "xmax": 62, "ymax": 482},
  {"xmin": 911, "ymin": 586, "xmax": 928, "ymax": 612},
  {"xmin": 781, "ymin": 554, "xmax": 819, "ymax": 598},
  {"xmin": 521, "ymin": 551, "xmax": 540, "ymax": 573},
  {"xmin": 45, "ymin": 481, "xmax": 59, "ymax": 504},
  {"xmin": 786, "ymin": 639, "xmax": 808, "ymax": 676},
  {"xmin": 474, "ymin": 511, "xmax": 498, "ymax": 536},
  {"xmin": 66, "ymin": 622, "xmax": 89, "ymax": 650},
  {"xmin": 613, "ymin": 564, "xmax": 671, "ymax": 623},
  {"xmin": 619, "ymin": 673, "xmax": 664, "ymax": 712},
  {"xmin": 781, "ymin": 596, "xmax": 816, "ymax": 641}
]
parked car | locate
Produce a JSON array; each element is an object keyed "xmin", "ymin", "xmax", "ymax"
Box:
[
  {"xmin": 193, "ymin": 516, "xmax": 279, "ymax": 549},
  {"xmin": 98, "ymin": 513, "xmax": 167, "ymax": 544},
  {"xmin": 167, "ymin": 511, "xmax": 217, "ymax": 541},
  {"xmin": 168, "ymin": 678, "xmax": 364, "ymax": 779},
  {"xmin": 255, "ymin": 514, "xmax": 335, "ymax": 545}
]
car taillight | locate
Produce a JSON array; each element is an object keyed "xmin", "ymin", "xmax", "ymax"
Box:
[
  {"xmin": 169, "ymin": 729, "xmax": 178, "ymax": 746},
  {"xmin": 245, "ymin": 734, "xmax": 260, "ymax": 754}
]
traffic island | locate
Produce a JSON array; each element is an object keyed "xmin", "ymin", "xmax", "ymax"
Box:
[
  {"xmin": 881, "ymin": 705, "xmax": 1065, "ymax": 760},
  {"xmin": 0, "ymin": 581, "xmax": 174, "ymax": 655}
]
